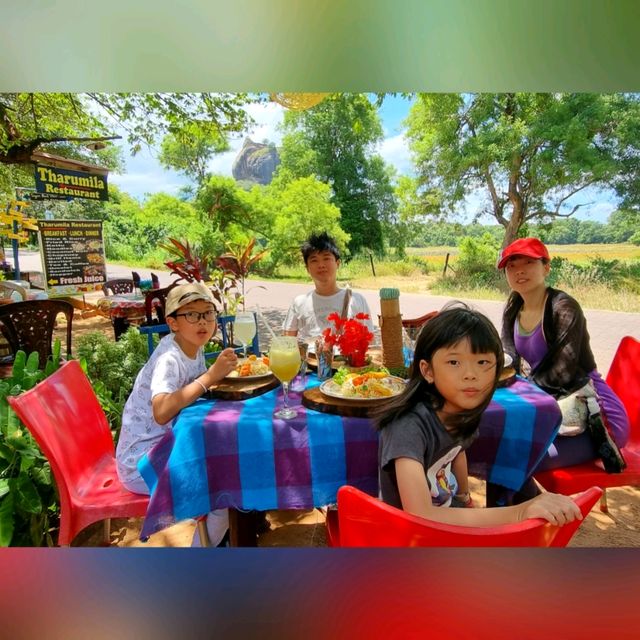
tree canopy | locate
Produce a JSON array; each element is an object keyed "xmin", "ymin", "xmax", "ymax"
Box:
[
  {"xmin": 158, "ymin": 121, "xmax": 229, "ymax": 185},
  {"xmin": 405, "ymin": 93, "xmax": 640, "ymax": 246},
  {"xmin": 0, "ymin": 92, "xmax": 254, "ymax": 197},
  {"xmin": 276, "ymin": 93, "xmax": 396, "ymax": 255}
]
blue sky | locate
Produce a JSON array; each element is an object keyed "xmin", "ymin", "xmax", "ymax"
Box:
[{"xmin": 110, "ymin": 94, "xmax": 617, "ymax": 224}]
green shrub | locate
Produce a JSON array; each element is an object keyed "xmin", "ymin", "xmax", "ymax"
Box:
[
  {"xmin": 437, "ymin": 234, "xmax": 503, "ymax": 290},
  {"xmin": 76, "ymin": 328, "xmax": 149, "ymax": 440},
  {"xmin": 0, "ymin": 347, "xmax": 63, "ymax": 546}
]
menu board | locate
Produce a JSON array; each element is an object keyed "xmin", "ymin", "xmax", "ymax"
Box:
[{"xmin": 38, "ymin": 220, "xmax": 106, "ymax": 294}]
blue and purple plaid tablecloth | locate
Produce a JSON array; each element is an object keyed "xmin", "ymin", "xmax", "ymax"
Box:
[
  {"xmin": 139, "ymin": 375, "xmax": 561, "ymax": 538},
  {"xmin": 468, "ymin": 377, "xmax": 562, "ymax": 491},
  {"xmin": 139, "ymin": 376, "xmax": 378, "ymax": 538}
]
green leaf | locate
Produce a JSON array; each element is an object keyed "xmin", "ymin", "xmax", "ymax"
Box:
[
  {"xmin": 20, "ymin": 455, "xmax": 35, "ymax": 472},
  {"xmin": 0, "ymin": 495, "xmax": 15, "ymax": 547},
  {"xmin": 52, "ymin": 339, "xmax": 61, "ymax": 367},
  {"xmin": 31, "ymin": 465, "xmax": 52, "ymax": 487},
  {"xmin": 6, "ymin": 408, "xmax": 20, "ymax": 438},
  {"xmin": 13, "ymin": 475, "xmax": 42, "ymax": 514},
  {"xmin": 29, "ymin": 513, "xmax": 44, "ymax": 547},
  {"xmin": 0, "ymin": 479, "xmax": 9, "ymax": 499},
  {"xmin": 25, "ymin": 351, "xmax": 40, "ymax": 375},
  {"xmin": 0, "ymin": 443, "xmax": 13, "ymax": 461},
  {"xmin": 11, "ymin": 351, "xmax": 27, "ymax": 382}
]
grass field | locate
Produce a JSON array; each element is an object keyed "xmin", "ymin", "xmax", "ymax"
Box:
[
  {"xmin": 272, "ymin": 244, "xmax": 640, "ymax": 312},
  {"xmin": 406, "ymin": 243, "xmax": 640, "ymax": 263}
]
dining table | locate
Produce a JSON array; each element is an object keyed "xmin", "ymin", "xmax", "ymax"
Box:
[
  {"xmin": 96, "ymin": 292, "xmax": 157, "ymax": 339},
  {"xmin": 96, "ymin": 292, "xmax": 148, "ymax": 322},
  {"xmin": 138, "ymin": 373, "xmax": 561, "ymax": 546}
]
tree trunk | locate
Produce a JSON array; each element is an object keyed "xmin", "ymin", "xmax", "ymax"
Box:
[{"xmin": 502, "ymin": 202, "xmax": 525, "ymax": 248}]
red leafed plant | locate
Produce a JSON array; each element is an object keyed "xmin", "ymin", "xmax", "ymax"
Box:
[
  {"xmin": 159, "ymin": 238, "xmax": 209, "ymax": 282},
  {"xmin": 216, "ymin": 237, "xmax": 269, "ymax": 310},
  {"xmin": 322, "ymin": 312, "xmax": 374, "ymax": 368}
]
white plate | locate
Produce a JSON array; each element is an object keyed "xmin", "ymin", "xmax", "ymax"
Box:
[
  {"xmin": 319, "ymin": 376, "xmax": 406, "ymax": 402},
  {"xmin": 503, "ymin": 353, "xmax": 513, "ymax": 368},
  {"xmin": 224, "ymin": 359, "xmax": 273, "ymax": 381}
]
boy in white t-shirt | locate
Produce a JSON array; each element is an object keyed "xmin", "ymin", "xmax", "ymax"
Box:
[
  {"xmin": 116, "ymin": 282, "xmax": 238, "ymax": 546},
  {"xmin": 283, "ymin": 232, "xmax": 374, "ymax": 342}
]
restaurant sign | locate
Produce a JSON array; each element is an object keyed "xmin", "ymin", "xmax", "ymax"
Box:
[
  {"xmin": 34, "ymin": 165, "xmax": 108, "ymax": 201},
  {"xmin": 38, "ymin": 220, "xmax": 107, "ymax": 294}
]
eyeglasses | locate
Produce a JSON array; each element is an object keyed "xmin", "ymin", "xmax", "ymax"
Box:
[{"xmin": 174, "ymin": 310, "xmax": 216, "ymax": 324}]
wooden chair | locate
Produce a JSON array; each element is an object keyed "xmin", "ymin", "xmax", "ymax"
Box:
[
  {"xmin": 151, "ymin": 273, "xmax": 160, "ymax": 289},
  {"xmin": 0, "ymin": 299, "xmax": 73, "ymax": 368},
  {"xmin": 102, "ymin": 278, "xmax": 135, "ymax": 296},
  {"xmin": 144, "ymin": 283, "xmax": 178, "ymax": 325},
  {"xmin": 401, "ymin": 310, "xmax": 438, "ymax": 341},
  {"xmin": 326, "ymin": 485, "xmax": 602, "ymax": 548}
]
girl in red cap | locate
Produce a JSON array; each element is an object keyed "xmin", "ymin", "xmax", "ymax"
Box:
[{"xmin": 498, "ymin": 237, "xmax": 629, "ymax": 495}]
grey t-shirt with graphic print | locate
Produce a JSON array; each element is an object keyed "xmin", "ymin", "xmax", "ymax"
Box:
[{"xmin": 379, "ymin": 401, "xmax": 463, "ymax": 509}]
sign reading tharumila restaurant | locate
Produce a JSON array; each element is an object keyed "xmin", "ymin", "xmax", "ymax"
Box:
[
  {"xmin": 38, "ymin": 220, "xmax": 106, "ymax": 294},
  {"xmin": 34, "ymin": 165, "xmax": 109, "ymax": 201}
]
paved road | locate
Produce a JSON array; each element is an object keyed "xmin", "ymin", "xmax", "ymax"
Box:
[{"xmin": 15, "ymin": 250, "xmax": 640, "ymax": 375}]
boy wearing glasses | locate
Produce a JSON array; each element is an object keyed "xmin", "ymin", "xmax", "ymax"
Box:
[{"xmin": 116, "ymin": 282, "xmax": 238, "ymax": 546}]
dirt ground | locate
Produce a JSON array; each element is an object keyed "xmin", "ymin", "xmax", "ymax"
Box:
[{"xmin": 65, "ymin": 313, "xmax": 639, "ymax": 548}]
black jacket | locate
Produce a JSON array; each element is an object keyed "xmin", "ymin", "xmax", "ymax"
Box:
[{"xmin": 501, "ymin": 287, "xmax": 597, "ymax": 399}]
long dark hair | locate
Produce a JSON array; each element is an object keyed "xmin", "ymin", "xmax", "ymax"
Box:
[{"xmin": 376, "ymin": 303, "xmax": 503, "ymax": 440}]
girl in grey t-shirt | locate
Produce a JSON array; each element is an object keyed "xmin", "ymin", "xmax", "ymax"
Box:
[{"xmin": 376, "ymin": 304, "xmax": 583, "ymax": 529}]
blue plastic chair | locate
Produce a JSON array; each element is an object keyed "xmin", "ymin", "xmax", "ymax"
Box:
[
  {"xmin": 218, "ymin": 313, "xmax": 260, "ymax": 356},
  {"xmin": 139, "ymin": 313, "xmax": 260, "ymax": 359},
  {"xmin": 138, "ymin": 324, "xmax": 170, "ymax": 356}
]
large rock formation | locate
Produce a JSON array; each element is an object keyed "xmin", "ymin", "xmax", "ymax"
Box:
[{"xmin": 232, "ymin": 138, "xmax": 280, "ymax": 186}]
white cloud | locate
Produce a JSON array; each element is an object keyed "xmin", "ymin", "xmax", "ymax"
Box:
[{"xmin": 377, "ymin": 133, "xmax": 413, "ymax": 177}]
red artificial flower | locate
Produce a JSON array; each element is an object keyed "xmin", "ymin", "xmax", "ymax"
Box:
[{"xmin": 323, "ymin": 313, "xmax": 373, "ymax": 367}]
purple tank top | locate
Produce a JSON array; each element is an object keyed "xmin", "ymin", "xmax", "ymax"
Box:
[
  {"xmin": 514, "ymin": 319, "xmax": 630, "ymax": 447},
  {"xmin": 514, "ymin": 320, "xmax": 547, "ymax": 369}
]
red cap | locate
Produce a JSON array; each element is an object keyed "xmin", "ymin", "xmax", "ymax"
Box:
[{"xmin": 497, "ymin": 237, "xmax": 550, "ymax": 269}]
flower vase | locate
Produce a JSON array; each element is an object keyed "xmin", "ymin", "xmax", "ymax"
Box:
[{"xmin": 344, "ymin": 353, "xmax": 371, "ymax": 374}]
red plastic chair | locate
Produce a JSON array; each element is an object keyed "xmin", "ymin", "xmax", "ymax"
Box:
[
  {"xmin": 7, "ymin": 360, "xmax": 149, "ymax": 546},
  {"xmin": 534, "ymin": 336, "xmax": 640, "ymax": 512},
  {"xmin": 325, "ymin": 485, "xmax": 602, "ymax": 547}
]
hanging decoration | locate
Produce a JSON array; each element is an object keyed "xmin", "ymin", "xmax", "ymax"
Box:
[{"xmin": 269, "ymin": 93, "xmax": 330, "ymax": 110}]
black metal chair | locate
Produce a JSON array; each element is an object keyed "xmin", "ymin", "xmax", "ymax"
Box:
[
  {"xmin": 0, "ymin": 299, "xmax": 73, "ymax": 369},
  {"xmin": 102, "ymin": 278, "xmax": 135, "ymax": 296}
]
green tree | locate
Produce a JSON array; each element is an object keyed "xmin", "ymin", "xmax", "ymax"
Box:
[
  {"xmin": 277, "ymin": 93, "xmax": 396, "ymax": 255},
  {"xmin": 0, "ymin": 93, "xmax": 253, "ymax": 162},
  {"xmin": 605, "ymin": 209, "xmax": 640, "ymax": 243},
  {"xmin": 268, "ymin": 176, "xmax": 349, "ymax": 268},
  {"xmin": 158, "ymin": 121, "xmax": 229, "ymax": 185},
  {"xmin": 405, "ymin": 93, "xmax": 640, "ymax": 246},
  {"xmin": 196, "ymin": 175, "xmax": 266, "ymax": 235}
]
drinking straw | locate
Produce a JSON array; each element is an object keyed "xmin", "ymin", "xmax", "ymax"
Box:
[{"xmin": 255, "ymin": 304, "xmax": 278, "ymax": 341}]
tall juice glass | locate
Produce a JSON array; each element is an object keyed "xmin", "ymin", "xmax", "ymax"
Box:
[
  {"xmin": 234, "ymin": 312, "xmax": 257, "ymax": 359},
  {"xmin": 270, "ymin": 336, "xmax": 301, "ymax": 419}
]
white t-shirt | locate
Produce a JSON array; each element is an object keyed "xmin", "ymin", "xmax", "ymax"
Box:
[
  {"xmin": 282, "ymin": 288, "xmax": 374, "ymax": 343},
  {"xmin": 116, "ymin": 333, "xmax": 206, "ymax": 488}
]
